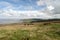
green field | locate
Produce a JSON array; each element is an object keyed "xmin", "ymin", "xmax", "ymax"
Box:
[{"xmin": 0, "ymin": 22, "xmax": 60, "ymax": 40}]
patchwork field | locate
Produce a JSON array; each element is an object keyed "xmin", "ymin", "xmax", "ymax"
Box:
[{"xmin": 0, "ymin": 22, "xmax": 60, "ymax": 40}]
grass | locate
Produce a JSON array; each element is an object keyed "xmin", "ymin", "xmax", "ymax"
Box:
[{"xmin": 0, "ymin": 22, "xmax": 60, "ymax": 40}]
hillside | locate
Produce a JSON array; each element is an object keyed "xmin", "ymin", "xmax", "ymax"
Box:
[
  {"xmin": 21, "ymin": 19, "xmax": 60, "ymax": 23},
  {"xmin": 0, "ymin": 21, "xmax": 60, "ymax": 40}
]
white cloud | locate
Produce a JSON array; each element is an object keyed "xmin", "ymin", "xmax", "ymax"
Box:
[
  {"xmin": 37, "ymin": 0, "xmax": 45, "ymax": 6},
  {"xmin": 36, "ymin": 0, "xmax": 60, "ymax": 19},
  {"xmin": 0, "ymin": 1, "xmax": 33, "ymax": 11},
  {"xmin": 18, "ymin": 6, "xmax": 33, "ymax": 10},
  {"xmin": 37, "ymin": 0, "xmax": 55, "ymax": 10},
  {"xmin": 0, "ymin": 8, "xmax": 54, "ymax": 19},
  {"xmin": 47, "ymin": 5, "xmax": 54, "ymax": 11},
  {"xmin": 0, "ymin": 0, "xmax": 60, "ymax": 19}
]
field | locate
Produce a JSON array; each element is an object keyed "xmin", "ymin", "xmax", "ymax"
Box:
[{"xmin": 0, "ymin": 22, "xmax": 60, "ymax": 40}]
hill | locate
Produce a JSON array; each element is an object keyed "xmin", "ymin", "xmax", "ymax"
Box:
[{"xmin": 0, "ymin": 21, "xmax": 60, "ymax": 40}]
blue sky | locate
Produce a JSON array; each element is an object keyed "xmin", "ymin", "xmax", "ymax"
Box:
[
  {"xmin": 0, "ymin": 0, "xmax": 46, "ymax": 10},
  {"xmin": 0, "ymin": 0, "xmax": 60, "ymax": 19}
]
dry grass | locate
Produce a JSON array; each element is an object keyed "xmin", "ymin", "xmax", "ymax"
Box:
[{"xmin": 0, "ymin": 22, "xmax": 59, "ymax": 40}]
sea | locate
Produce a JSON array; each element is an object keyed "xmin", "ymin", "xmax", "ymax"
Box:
[{"xmin": 0, "ymin": 19, "xmax": 21, "ymax": 24}]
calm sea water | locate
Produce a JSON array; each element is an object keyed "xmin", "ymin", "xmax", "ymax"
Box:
[{"xmin": 0, "ymin": 19, "xmax": 21, "ymax": 24}]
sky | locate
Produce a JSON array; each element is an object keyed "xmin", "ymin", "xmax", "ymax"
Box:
[{"xmin": 0, "ymin": 0, "xmax": 60, "ymax": 19}]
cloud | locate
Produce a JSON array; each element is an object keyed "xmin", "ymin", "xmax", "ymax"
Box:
[
  {"xmin": 37, "ymin": 0, "xmax": 55, "ymax": 10},
  {"xmin": 0, "ymin": 0, "xmax": 60, "ymax": 19},
  {"xmin": 0, "ymin": 1, "xmax": 34, "ymax": 10},
  {"xmin": 0, "ymin": 1, "xmax": 13, "ymax": 8},
  {"xmin": 0, "ymin": 8, "xmax": 54, "ymax": 19},
  {"xmin": 18, "ymin": 6, "xmax": 33, "ymax": 10},
  {"xmin": 47, "ymin": 5, "xmax": 54, "ymax": 11},
  {"xmin": 36, "ymin": 0, "xmax": 60, "ymax": 19},
  {"xmin": 37, "ymin": 0, "xmax": 45, "ymax": 6},
  {"xmin": 0, "ymin": 1, "xmax": 58, "ymax": 19},
  {"xmin": 47, "ymin": 0, "xmax": 60, "ymax": 18}
]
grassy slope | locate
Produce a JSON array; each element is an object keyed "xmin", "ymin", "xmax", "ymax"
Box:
[{"xmin": 0, "ymin": 22, "xmax": 60, "ymax": 40}]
